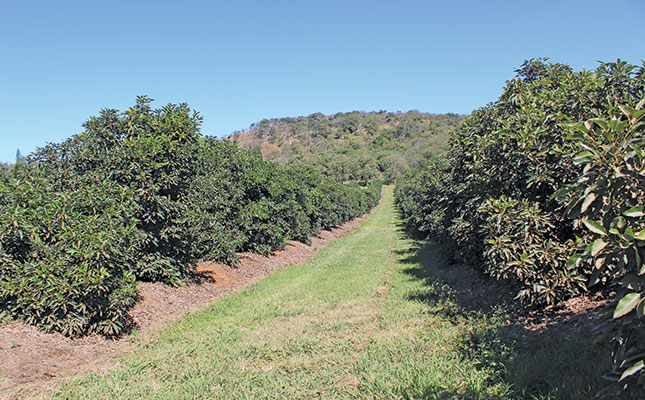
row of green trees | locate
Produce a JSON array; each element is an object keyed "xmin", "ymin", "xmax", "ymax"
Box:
[
  {"xmin": 0, "ymin": 97, "xmax": 382, "ymax": 337},
  {"xmin": 395, "ymin": 59, "xmax": 645, "ymax": 397}
]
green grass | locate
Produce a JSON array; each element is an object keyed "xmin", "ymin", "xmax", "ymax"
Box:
[{"xmin": 47, "ymin": 186, "xmax": 608, "ymax": 399}]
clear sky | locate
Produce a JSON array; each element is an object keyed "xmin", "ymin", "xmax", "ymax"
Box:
[{"xmin": 1, "ymin": 0, "xmax": 643, "ymax": 162}]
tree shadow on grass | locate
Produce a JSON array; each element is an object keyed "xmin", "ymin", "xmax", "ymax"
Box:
[
  {"xmin": 396, "ymin": 235, "xmax": 611, "ymax": 400},
  {"xmin": 395, "ymin": 239, "xmax": 517, "ymax": 316}
]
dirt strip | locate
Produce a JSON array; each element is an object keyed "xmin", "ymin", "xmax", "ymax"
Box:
[{"xmin": 0, "ymin": 212, "xmax": 373, "ymax": 400}]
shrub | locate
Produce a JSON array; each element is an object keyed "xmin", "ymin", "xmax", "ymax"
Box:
[
  {"xmin": 479, "ymin": 196, "xmax": 585, "ymax": 306},
  {"xmin": 560, "ymin": 102, "xmax": 645, "ymax": 398},
  {"xmin": 396, "ymin": 59, "xmax": 645, "ymax": 307},
  {"xmin": 0, "ymin": 178, "xmax": 140, "ymax": 336},
  {"xmin": 27, "ymin": 96, "xmax": 204, "ymax": 285}
]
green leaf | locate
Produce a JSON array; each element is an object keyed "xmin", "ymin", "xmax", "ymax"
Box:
[
  {"xmin": 619, "ymin": 360, "xmax": 644, "ymax": 381},
  {"xmin": 630, "ymin": 143, "xmax": 644, "ymax": 161},
  {"xmin": 568, "ymin": 123, "xmax": 589, "ymax": 134},
  {"xmin": 622, "ymin": 274, "xmax": 642, "ymax": 290},
  {"xmin": 634, "ymin": 109, "xmax": 645, "ymax": 120},
  {"xmin": 581, "ymin": 193, "xmax": 596, "ymax": 213},
  {"xmin": 590, "ymin": 239, "xmax": 608, "ymax": 256},
  {"xmin": 573, "ymin": 151, "xmax": 593, "ymax": 165},
  {"xmin": 582, "ymin": 219, "xmax": 607, "ymax": 236},
  {"xmin": 589, "ymin": 259, "xmax": 605, "ymax": 287},
  {"xmin": 637, "ymin": 98, "xmax": 645, "ymax": 110},
  {"xmin": 612, "ymin": 216, "xmax": 627, "ymax": 230},
  {"xmin": 619, "ymin": 105, "xmax": 637, "ymax": 119},
  {"xmin": 591, "ymin": 118, "xmax": 609, "ymax": 131},
  {"xmin": 624, "ymin": 206, "xmax": 645, "ymax": 218},
  {"xmin": 614, "ymin": 292, "xmax": 641, "ymax": 318},
  {"xmin": 635, "ymin": 230, "xmax": 645, "ymax": 241},
  {"xmin": 566, "ymin": 196, "xmax": 584, "ymax": 219},
  {"xmin": 566, "ymin": 254, "xmax": 581, "ymax": 269}
]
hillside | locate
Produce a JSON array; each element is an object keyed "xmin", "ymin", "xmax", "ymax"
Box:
[{"xmin": 228, "ymin": 111, "xmax": 464, "ymax": 182}]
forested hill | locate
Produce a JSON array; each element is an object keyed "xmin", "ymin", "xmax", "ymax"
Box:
[{"xmin": 227, "ymin": 111, "xmax": 464, "ymax": 182}]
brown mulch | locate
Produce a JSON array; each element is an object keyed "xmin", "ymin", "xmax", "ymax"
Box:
[
  {"xmin": 0, "ymin": 212, "xmax": 372, "ymax": 400},
  {"xmin": 516, "ymin": 291, "xmax": 611, "ymax": 334}
]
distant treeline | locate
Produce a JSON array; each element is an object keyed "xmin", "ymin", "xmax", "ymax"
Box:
[
  {"xmin": 395, "ymin": 59, "xmax": 645, "ymax": 398},
  {"xmin": 230, "ymin": 110, "xmax": 464, "ymax": 183},
  {"xmin": 0, "ymin": 163, "xmax": 12, "ymax": 178},
  {"xmin": 0, "ymin": 97, "xmax": 382, "ymax": 337}
]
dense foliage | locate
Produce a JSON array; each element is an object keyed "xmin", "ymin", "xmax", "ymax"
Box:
[
  {"xmin": 0, "ymin": 180, "xmax": 140, "ymax": 336},
  {"xmin": 395, "ymin": 59, "xmax": 645, "ymax": 397},
  {"xmin": 229, "ymin": 110, "xmax": 463, "ymax": 183},
  {"xmin": 562, "ymin": 105, "xmax": 645, "ymax": 397},
  {"xmin": 0, "ymin": 97, "xmax": 381, "ymax": 337}
]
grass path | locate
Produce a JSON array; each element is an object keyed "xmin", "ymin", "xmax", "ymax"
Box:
[{"xmin": 47, "ymin": 186, "xmax": 606, "ymax": 399}]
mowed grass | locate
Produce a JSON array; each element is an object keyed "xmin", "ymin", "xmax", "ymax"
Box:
[{"xmin": 47, "ymin": 186, "xmax": 608, "ymax": 399}]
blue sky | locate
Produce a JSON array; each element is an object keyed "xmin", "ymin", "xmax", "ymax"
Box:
[{"xmin": 1, "ymin": 0, "xmax": 643, "ymax": 162}]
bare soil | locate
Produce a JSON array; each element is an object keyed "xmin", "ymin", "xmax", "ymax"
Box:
[
  {"xmin": 0, "ymin": 213, "xmax": 371, "ymax": 400},
  {"xmin": 517, "ymin": 291, "xmax": 611, "ymax": 334}
]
